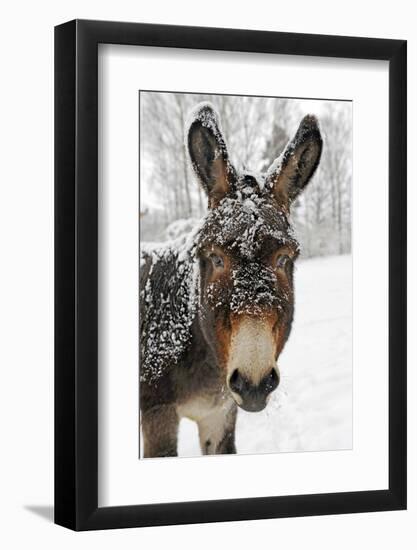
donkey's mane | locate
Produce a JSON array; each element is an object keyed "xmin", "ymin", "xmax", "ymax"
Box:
[{"xmin": 140, "ymin": 235, "xmax": 199, "ymax": 384}]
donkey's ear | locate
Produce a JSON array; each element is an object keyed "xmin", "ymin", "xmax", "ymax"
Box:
[
  {"xmin": 187, "ymin": 103, "xmax": 235, "ymax": 208},
  {"xmin": 266, "ymin": 115, "xmax": 323, "ymax": 211}
]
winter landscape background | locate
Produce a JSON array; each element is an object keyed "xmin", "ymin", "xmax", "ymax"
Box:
[
  {"xmin": 139, "ymin": 91, "xmax": 352, "ymax": 456},
  {"xmin": 140, "ymin": 91, "xmax": 352, "ymax": 258}
]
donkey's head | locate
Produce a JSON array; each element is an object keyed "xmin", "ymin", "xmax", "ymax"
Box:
[{"xmin": 187, "ymin": 103, "xmax": 322, "ymax": 412}]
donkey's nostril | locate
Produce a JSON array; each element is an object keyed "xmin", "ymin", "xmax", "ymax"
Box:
[
  {"xmin": 228, "ymin": 368, "xmax": 279, "ymax": 412},
  {"xmin": 229, "ymin": 369, "xmax": 245, "ymax": 394},
  {"xmin": 262, "ymin": 368, "xmax": 280, "ymax": 393}
]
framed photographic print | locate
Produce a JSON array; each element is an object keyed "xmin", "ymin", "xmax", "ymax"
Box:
[{"xmin": 55, "ymin": 20, "xmax": 407, "ymax": 530}]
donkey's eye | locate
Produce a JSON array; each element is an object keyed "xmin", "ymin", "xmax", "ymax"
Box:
[
  {"xmin": 209, "ymin": 253, "xmax": 224, "ymax": 269},
  {"xmin": 275, "ymin": 254, "xmax": 291, "ymax": 270}
]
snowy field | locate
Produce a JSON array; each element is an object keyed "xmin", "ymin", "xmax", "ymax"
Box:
[{"xmin": 177, "ymin": 254, "xmax": 353, "ymax": 457}]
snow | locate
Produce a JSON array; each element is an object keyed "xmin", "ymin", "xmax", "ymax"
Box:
[
  {"xmin": 197, "ymin": 193, "xmax": 298, "ymax": 261},
  {"xmin": 177, "ymin": 254, "xmax": 352, "ymax": 456},
  {"xmin": 164, "ymin": 218, "xmax": 200, "ymax": 242},
  {"xmin": 184, "ymin": 101, "xmax": 224, "ymax": 151},
  {"xmin": 139, "ymin": 238, "xmax": 198, "ymax": 384}
]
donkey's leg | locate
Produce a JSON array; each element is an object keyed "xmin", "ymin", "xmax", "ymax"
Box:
[
  {"xmin": 141, "ymin": 404, "xmax": 179, "ymax": 458},
  {"xmin": 197, "ymin": 403, "xmax": 237, "ymax": 455}
]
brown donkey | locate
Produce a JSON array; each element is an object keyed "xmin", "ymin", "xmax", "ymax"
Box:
[{"xmin": 140, "ymin": 103, "xmax": 322, "ymax": 457}]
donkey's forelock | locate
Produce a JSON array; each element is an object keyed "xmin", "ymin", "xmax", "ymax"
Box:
[{"xmin": 195, "ymin": 186, "xmax": 299, "ymax": 261}]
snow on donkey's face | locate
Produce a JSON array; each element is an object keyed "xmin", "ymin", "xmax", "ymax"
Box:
[{"xmin": 188, "ymin": 102, "xmax": 323, "ymax": 412}]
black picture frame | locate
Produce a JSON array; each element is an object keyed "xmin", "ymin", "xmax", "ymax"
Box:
[{"xmin": 55, "ymin": 19, "xmax": 407, "ymax": 531}]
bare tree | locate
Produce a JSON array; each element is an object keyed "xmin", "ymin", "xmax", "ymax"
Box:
[
  {"xmin": 294, "ymin": 103, "xmax": 352, "ymax": 256},
  {"xmin": 140, "ymin": 92, "xmax": 352, "ymax": 258}
]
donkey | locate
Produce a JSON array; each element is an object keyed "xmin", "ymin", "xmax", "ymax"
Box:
[{"xmin": 140, "ymin": 103, "xmax": 322, "ymax": 458}]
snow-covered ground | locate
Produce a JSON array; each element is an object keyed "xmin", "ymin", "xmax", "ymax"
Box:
[{"xmin": 178, "ymin": 254, "xmax": 352, "ymax": 457}]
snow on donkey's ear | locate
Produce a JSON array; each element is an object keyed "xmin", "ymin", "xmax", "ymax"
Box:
[
  {"xmin": 186, "ymin": 102, "xmax": 235, "ymax": 208},
  {"xmin": 266, "ymin": 114, "xmax": 323, "ymax": 211}
]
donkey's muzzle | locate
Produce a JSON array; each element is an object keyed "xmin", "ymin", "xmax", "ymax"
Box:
[{"xmin": 228, "ymin": 368, "xmax": 280, "ymax": 412}]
